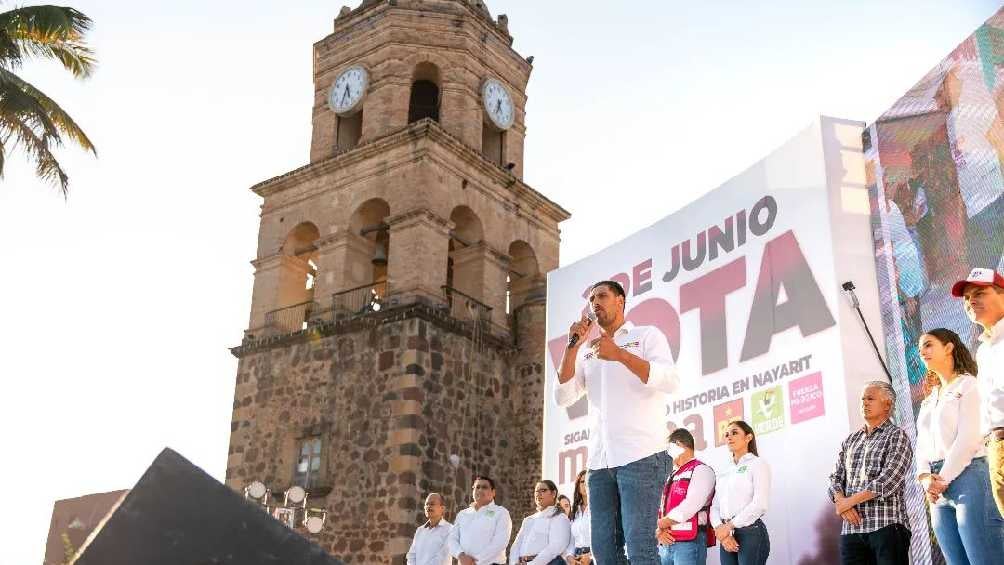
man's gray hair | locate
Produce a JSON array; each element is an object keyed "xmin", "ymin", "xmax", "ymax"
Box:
[{"xmin": 863, "ymin": 380, "xmax": 896, "ymax": 405}]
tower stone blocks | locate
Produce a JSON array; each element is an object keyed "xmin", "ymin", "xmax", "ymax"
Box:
[{"xmin": 225, "ymin": 2, "xmax": 569, "ymax": 563}]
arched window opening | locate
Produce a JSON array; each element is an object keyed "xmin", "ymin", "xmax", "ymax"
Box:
[
  {"xmin": 270, "ymin": 222, "xmax": 320, "ymax": 333},
  {"xmin": 337, "ymin": 199, "xmax": 391, "ymax": 313},
  {"xmin": 508, "ymin": 240, "xmax": 540, "ymax": 313},
  {"xmin": 445, "ymin": 206, "xmax": 487, "ymax": 320},
  {"xmin": 408, "ymin": 62, "xmax": 441, "ymax": 123}
]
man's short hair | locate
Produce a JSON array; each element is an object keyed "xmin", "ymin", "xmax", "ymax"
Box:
[
  {"xmin": 426, "ymin": 492, "xmax": 446, "ymax": 505},
  {"xmin": 864, "ymin": 380, "xmax": 896, "ymax": 405},
  {"xmin": 668, "ymin": 428, "xmax": 695, "ymax": 450},
  {"xmin": 472, "ymin": 475, "xmax": 496, "ymax": 490},
  {"xmin": 591, "ymin": 280, "xmax": 626, "ymax": 299}
]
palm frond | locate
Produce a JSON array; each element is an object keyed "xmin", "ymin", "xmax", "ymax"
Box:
[
  {"xmin": 0, "ymin": 66, "xmax": 95, "ymax": 154},
  {"xmin": 0, "ymin": 111, "xmax": 69, "ymax": 196},
  {"xmin": 0, "ymin": 6, "xmax": 95, "ymax": 78}
]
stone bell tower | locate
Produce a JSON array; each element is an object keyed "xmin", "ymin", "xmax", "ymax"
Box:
[{"xmin": 224, "ymin": 1, "xmax": 569, "ymax": 563}]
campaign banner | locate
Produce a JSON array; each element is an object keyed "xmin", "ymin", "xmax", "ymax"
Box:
[{"xmin": 543, "ymin": 119, "xmax": 862, "ymax": 564}]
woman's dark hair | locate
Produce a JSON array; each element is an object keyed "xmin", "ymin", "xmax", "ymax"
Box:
[
  {"xmin": 668, "ymin": 427, "xmax": 695, "ymax": 450},
  {"xmin": 536, "ymin": 479, "xmax": 561, "ymax": 517},
  {"xmin": 570, "ymin": 469, "xmax": 588, "ymax": 521},
  {"xmin": 727, "ymin": 420, "xmax": 758, "ymax": 457},
  {"xmin": 921, "ymin": 328, "xmax": 979, "ymax": 395}
]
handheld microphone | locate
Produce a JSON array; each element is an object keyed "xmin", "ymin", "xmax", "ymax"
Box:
[{"xmin": 568, "ymin": 311, "xmax": 597, "ymax": 348}]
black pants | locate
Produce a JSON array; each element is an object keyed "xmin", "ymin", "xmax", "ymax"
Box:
[{"xmin": 839, "ymin": 524, "xmax": 911, "ymax": 565}]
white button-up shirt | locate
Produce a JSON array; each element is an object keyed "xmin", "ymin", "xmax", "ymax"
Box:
[
  {"xmin": 508, "ymin": 509, "xmax": 571, "ymax": 565},
  {"xmin": 406, "ymin": 520, "xmax": 452, "ymax": 565},
  {"xmin": 977, "ymin": 317, "xmax": 1004, "ymax": 436},
  {"xmin": 710, "ymin": 453, "xmax": 771, "ymax": 529},
  {"xmin": 915, "ymin": 374, "xmax": 985, "ymax": 484},
  {"xmin": 564, "ymin": 506, "xmax": 591, "ymax": 555},
  {"xmin": 448, "ymin": 502, "xmax": 512, "ymax": 565},
  {"xmin": 554, "ymin": 322, "xmax": 679, "ymax": 469}
]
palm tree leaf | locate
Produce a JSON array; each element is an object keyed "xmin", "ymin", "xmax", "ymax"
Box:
[
  {"xmin": 0, "ymin": 6, "xmax": 95, "ymax": 78},
  {"xmin": 0, "ymin": 112, "xmax": 69, "ymax": 196},
  {"xmin": 0, "ymin": 66, "xmax": 95, "ymax": 154}
]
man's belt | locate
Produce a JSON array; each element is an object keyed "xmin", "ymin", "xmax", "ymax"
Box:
[{"xmin": 518, "ymin": 557, "xmax": 537, "ymax": 564}]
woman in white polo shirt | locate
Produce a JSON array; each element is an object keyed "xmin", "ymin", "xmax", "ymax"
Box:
[
  {"xmin": 510, "ymin": 480, "xmax": 572, "ymax": 565},
  {"xmin": 564, "ymin": 470, "xmax": 592, "ymax": 565},
  {"xmin": 916, "ymin": 328, "xmax": 1004, "ymax": 565},
  {"xmin": 710, "ymin": 420, "xmax": 771, "ymax": 565}
]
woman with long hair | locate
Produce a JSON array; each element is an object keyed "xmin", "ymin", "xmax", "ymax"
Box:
[
  {"xmin": 710, "ymin": 420, "xmax": 770, "ymax": 565},
  {"xmin": 564, "ymin": 470, "xmax": 592, "ymax": 565},
  {"xmin": 916, "ymin": 328, "xmax": 1004, "ymax": 564},
  {"xmin": 509, "ymin": 479, "xmax": 572, "ymax": 565},
  {"xmin": 557, "ymin": 495, "xmax": 572, "ymax": 518}
]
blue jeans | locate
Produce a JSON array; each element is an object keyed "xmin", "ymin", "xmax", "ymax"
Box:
[
  {"xmin": 658, "ymin": 536, "xmax": 707, "ymax": 565},
  {"xmin": 588, "ymin": 451, "xmax": 672, "ymax": 565},
  {"xmin": 718, "ymin": 520, "xmax": 770, "ymax": 565},
  {"xmin": 930, "ymin": 457, "xmax": 1004, "ymax": 565}
]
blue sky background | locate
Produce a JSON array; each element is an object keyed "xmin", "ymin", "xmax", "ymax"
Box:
[{"xmin": 1, "ymin": 1, "xmax": 1001, "ymax": 562}]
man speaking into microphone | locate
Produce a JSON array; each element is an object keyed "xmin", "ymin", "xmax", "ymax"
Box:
[{"xmin": 555, "ymin": 280, "xmax": 680, "ymax": 565}]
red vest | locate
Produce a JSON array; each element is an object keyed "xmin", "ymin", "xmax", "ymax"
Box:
[{"xmin": 659, "ymin": 458, "xmax": 715, "ymax": 546}]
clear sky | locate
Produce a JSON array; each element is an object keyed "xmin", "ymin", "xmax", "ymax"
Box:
[{"xmin": 1, "ymin": 1, "xmax": 1000, "ymax": 562}]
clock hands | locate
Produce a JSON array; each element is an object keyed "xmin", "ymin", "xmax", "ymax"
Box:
[{"xmin": 341, "ymin": 84, "xmax": 351, "ymax": 105}]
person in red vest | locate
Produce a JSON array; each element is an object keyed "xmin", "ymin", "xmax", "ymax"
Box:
[{"xmin": 655, "ymin": 428, "xmax": 716, "ymax": 565}]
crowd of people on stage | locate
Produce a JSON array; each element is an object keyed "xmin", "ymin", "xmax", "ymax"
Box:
[{"xmin": 408, "ymin": 268, "xmax": 1004, "ymax": 565}]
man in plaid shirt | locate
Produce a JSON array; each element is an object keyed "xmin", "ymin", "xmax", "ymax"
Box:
[{"xmin": 827, "ymin": 381, "xmax": 913, "ymax": 564}]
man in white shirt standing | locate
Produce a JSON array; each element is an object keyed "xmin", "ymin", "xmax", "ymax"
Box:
[
  {"xmin": 556, "ymin": 280, "xmax": 680, "ymax": 565},
  {"xmin": 953, "ymin": 267, "xmax": 1004, "ymax": 518},
  {"xmin": 448, "ymin": 475, "xmax": 513, "ymax": 565},
  {"xmin": 407, "ymin": 493, "xmax": 452, "ymax": 565}
]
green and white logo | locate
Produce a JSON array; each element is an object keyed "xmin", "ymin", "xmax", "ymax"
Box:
[{"xmin": 751, "ymin": 386, "xmax": 785, "ymax": 435}]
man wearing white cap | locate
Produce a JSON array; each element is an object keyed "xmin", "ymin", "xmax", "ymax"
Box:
[{"xmin": 952, "ymin": 267, "xmax": 1004, "ymax": 517}]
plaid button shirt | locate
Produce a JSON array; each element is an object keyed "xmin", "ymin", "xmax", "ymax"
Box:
[{"xmin": 827, "ymin": 419, "xmax": 913, "ymax": 534}]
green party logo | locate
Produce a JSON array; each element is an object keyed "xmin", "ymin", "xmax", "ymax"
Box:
[{"xmin": 751, "ymin": 386, "xmax": 785, "ymax": 435}]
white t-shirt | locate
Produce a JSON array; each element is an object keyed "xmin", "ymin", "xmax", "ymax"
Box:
[{"xmin": 448, "ymin": 502, "xmax": 512, "ymax": 565}]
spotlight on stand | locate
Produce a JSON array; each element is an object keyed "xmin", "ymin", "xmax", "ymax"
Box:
[
  {"xmin": 244, "ymin": 480, "xmax": 270, "ymax": 510},
  {"xmin": 304, "ymin": 507, "xmax": 328, "ymax": 534},
  {"xmin": 367, "ymin": 288, "xmax": 383, "ymax": 312}
]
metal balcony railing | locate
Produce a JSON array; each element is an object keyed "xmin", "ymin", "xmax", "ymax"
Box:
[
  {"xmin": 331, "ymin": 281, "xmax": 390, "ymax": 316},
  {"xmin": 264, "ymin": 301, "xmax": 314, "ymax": 334},
  {"xmin": 442, "ymin": 286, "xmax": 492, "ymax": 323}
]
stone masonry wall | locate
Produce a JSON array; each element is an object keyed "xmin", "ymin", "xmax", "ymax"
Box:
[{"xmin": 226, "ymin": 306, "xmax": 543, "ymax": 564}]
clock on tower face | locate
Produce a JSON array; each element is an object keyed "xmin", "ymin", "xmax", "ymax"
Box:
[
  {"xmin": 328, "ymin": 65, "xmax": 369, "ymax": 115},
  {"xmin": 482, "ymin": 78, "xmax": 514, "ymax": 130}
]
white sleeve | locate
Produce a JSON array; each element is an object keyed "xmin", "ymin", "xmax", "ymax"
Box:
[
  {"xmin": 730, "ymin": 459, "xmax": 771, "ymax": 528},
  {"xmin": 528, "ymin": 515, "xmax": 572, "ymax": 565},
  {"xmin": 642, "ymin": 327, "xmax": 680, "ymax": 393},
  {"xmin": 508, "ymin": 517, "xmax": 528, "ymax": 565},
  {"xmin": 939, "ymin": 378, "xmax": 984, "ymax": 484},
  {"xmin": 666, "ymin": 465, "xmax": 716, "ymax": 523},
  {"xmin": 710, "ymin": 487, "xmax": 722, "ymax": 527},
  {"xmin": 555, "ymin": 353, "xmax": 586, "ymax": 407},
  {"xmin": 914, "ymin": 399, "xmax": 933, "ymax": 479},
  {"xmin": 447, "ymin": 515, "xmax": 463, "ymax": 558},
  {"xmin": 406, "ymin": 529, "xmax": 419, "ymax": 565}
]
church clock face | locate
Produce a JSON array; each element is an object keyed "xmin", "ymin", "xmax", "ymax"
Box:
[
  {"xmin": 482, "ymin": 78, "xmax": 514, "ymax": 130},
  {"xmin": 328, "ymin": 65, "xmax": 369, "ymax": 115}
]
